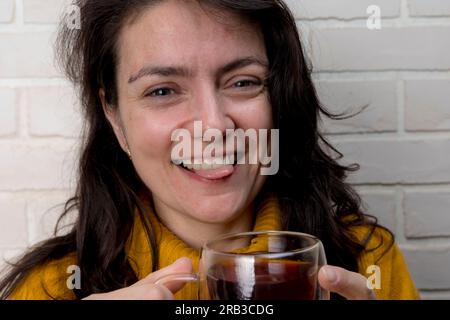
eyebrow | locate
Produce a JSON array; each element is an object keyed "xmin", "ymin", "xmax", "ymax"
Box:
[
  {"xmin": 217, "ymin": 57, "xmax": 268, "ymax": 78},
  {"xmin": 127, "ymin": 56, "xmax": 268, "ymax": 84},
  {"xmin": 128, "ymin": 66, "xmax": 191, "ymax": 83}
]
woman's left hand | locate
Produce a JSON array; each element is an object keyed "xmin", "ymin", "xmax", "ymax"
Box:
[{"xmin": 318, "ymin": 265, "xmax": 377, "ymax": 300}]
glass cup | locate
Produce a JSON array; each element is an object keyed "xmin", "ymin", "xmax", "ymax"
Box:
[{"xmin": 155, "ymin": 231, "xmax": 329, "ymax": 300}]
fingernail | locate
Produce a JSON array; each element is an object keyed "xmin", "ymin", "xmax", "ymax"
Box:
[
  {"xmin": 173, "ymin": 257, "xmax": 190, "ymax": 266},
  {"xmin": 324, "ymin": 267, "xmax": 337, "ymax": 283}
]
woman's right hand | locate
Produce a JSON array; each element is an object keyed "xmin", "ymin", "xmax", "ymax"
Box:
[{"xmin": 83, "ymin": 257, "xmax": 192, "ymax": 300}]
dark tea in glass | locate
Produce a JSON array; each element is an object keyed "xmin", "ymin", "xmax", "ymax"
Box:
[
  {"xmin": 207, "ymin": 259, "xmax": 317, "ymax": 300},
  {"xmin": 155, "ymin": 231, "xmax": 328, "ymax": 300}
]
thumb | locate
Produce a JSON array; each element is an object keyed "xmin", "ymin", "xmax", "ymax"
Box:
[
  {"xmin": 318, "ymin": 265, "xmax": 376, "ymax": 300},
  {"xmin": 135, "ymin": 257, "xmax": 193, "ymax": 293}
]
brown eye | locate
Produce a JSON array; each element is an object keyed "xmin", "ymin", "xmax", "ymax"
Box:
[
  {"xmin": 147, "ymin": 88, "xmax": 175, "ymax": 97},
  {"xmin": 233, "ymin": 80, "xmax": 261, "ymax": 88}
]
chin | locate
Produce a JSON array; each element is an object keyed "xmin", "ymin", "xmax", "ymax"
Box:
[{"xmin": 184, "ymin": 197, "xmax": 247, "ymax": 224}]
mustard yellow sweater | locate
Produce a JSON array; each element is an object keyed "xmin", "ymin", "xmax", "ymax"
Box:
[{"xmin": 8, "ymin": 195, "xmax": 420, "ymax": 300}]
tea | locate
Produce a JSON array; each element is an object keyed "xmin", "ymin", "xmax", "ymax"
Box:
[{"xmin": 206, "ymin": 259, "xmax": 317, "ymax": 300}]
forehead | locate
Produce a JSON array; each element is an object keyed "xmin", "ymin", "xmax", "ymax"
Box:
[{"xmin": 116, "ymin": 0, "xmax": 266, "ymax": 77}]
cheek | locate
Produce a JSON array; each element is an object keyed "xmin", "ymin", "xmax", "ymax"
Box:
[
  {"xmin": 232, "ymin": 95, "xmax": 273, "ymax": 130},
  {"xmin": 126, "ymin": 111, "xmax": 176, "ymax": 162}
]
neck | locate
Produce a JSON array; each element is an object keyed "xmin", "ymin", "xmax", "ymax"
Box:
[{"xmin": 152, "ymin": 200, "xmax": 254, "ymax": 250}]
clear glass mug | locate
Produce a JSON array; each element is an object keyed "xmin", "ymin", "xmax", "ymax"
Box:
[{"xmin": 155, "ymin": 231, "xmax": 329, "ymax": 300}]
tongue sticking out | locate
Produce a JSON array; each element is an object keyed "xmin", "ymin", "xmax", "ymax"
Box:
[{"xmin": 192, "ymin": 165, "xmax": 234, "ymax": 180}]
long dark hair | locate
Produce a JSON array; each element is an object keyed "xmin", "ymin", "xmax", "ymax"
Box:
[{"xmin": 0, "ymin": 0, "xmax": 391, "ymax": 300}]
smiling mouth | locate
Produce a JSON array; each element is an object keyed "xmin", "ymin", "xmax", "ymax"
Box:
[{"xmin": 174, "ymin": 153, "xmax": 242, "ymax": 180}]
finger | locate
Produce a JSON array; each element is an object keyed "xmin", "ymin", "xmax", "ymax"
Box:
[
  {"xmin": 126, "ymin": 283, "xmax": 175, "ymax": 300},
  {"xmin": 88, "ymin": 283, "xmax": 175, "ymax": 300},
  {"xmin": 318, "ymin": 265, "xmax": 376, "ymax": 300},
  {"xmin": 134, "ymin": 257, "xmax": 193, "ymax": 293}
]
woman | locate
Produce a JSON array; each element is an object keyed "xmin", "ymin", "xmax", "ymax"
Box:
[{"xmin": 0, "ymin": 0, "xmax": 419, "ymax": 300}]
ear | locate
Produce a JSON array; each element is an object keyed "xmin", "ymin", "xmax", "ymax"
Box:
[{"xmin": 100, "ymin": 89, "xmax": 130, "ymax": 153}]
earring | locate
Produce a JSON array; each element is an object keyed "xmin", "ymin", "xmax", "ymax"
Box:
[{"xmin": 126, "ymin": 148, "xmax": 132, "ymax": 159}]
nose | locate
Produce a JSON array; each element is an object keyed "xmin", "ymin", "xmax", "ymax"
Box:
[{"xmin": 192, "ymin": 83, "xmax": 235, "ymax": 134}]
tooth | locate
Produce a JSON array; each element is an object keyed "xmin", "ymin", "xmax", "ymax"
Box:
[
  {"xmin": 181, "ymin": 158, "xmax": 237, "ymax": 171},
  {"xmin": 223, "ymin": 154, "xmax": 232, "ymax": 165},
  {"xmin": 237, "ymin": 151, "xmax": 245, "ymax": 164}
]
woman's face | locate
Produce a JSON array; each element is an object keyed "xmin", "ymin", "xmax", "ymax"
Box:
[{"xmin": 105, "ymin": 0, "xmax": 272, "ymax": 225}]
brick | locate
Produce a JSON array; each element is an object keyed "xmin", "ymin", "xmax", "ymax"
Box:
[
  {"xmin": 409, "ymin": 0, "xmax": 450, "ymax": 17},
  {"xmin": 285, "ymin": 0, "xmax": 400, "ymax": 20},
  {"xmin": 405, "ymin": 80, "xmax": 450, "ymax": 132},
  {"xmin": 359, "ymin": 191, "xmax": 396, "ymax": 233},
  {"xmin": 316, "ymin": 80, "xmax": 397, "ymax": 134},
  {"xmin": 311, "ymin": 27, "xmax": 450, "ymax": 71},
  {"xmin": 0, "ymin": 248, "xmax": 27, "ymax": 272},
  {"xmin": 0, "ymin": 32, "xmax": 59, "ymax": 78},
  {"xmin": 0, "ymin": 143, "xmax": 78, "ymax": 191},
  {"xmin": 27, "ymin": 191, "xmax": 75, "ymax": 245},
  {"xmin": 24, "ymin": 86, "xmax": 82, "ymax": 138},
  {"xmin": 1, "ymin": 248, "xmax": 27, "ymax": 265},
  {"xmin": 404, "ymin": 191, "xmax": 450, "ymax": 238},
  {"xmin": 0, "ymin": 0, "xmax": 14, "ymax": 23},
  {"xmin": 419, "ymin": 291, "xmax": 450, "ymax": 300},
  {"xmin": 1, "ymin": 248, "xmax": 26, "ymax": 262},
  {"xmin": 333, "ymin": 139, "xmax": 450, "ymax": 184},
  {"xmin": 403, "ymin": 247, "xmax": 450, "ymax": 290},
  {"xmin": 23, "ymin": 0, "xmax": 70, "ymax": 23},
  {"xmin": 0, "ymin": 194, "xmax": 28, "ymax": 246},
  {"xmin": 0, "ymin": 88, "xmax": 17, "ymax": 136}
]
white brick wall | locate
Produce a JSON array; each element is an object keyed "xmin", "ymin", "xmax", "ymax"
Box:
[
  {"xmin": 311, "ymin": 27, "xmax": 450, "ymax": 71},
  {"xmin": 409, "ymin": 0, "xmax": 450, "ymax": 17},
  {"xmin": 334, "ymin": 139, "xmax": 450, "ymax": 184},
  {"xmin": 25, "ymin": 85, "xmax": 82, "ymax": 137},
  {"xmin": 404, "ymin": 190, "xmax": 450, "ymax": 238},
  {"xmin": 0, "ymin": 88, "xmax": 17, "ymax": 136},
  {"xmin": 23, "ymin": 0, "xmax": 70, "ymax": 23},
  {"xmin": 285, "ymin": 0, "xmax": 401, "ymax": 20},
  {"xmin": 0, "ymin": 0, "xmax": 449, "ymax": 299},
  {"xmin": 0, "ymin": 32, "xmax": 58, "ymax": 77},
  {"xmin": 316, "ymin": 80, "xmax": 398, "ymax": 133},
  {"xmin": 0, "ymin": 0, "xmax": 15, "ymax": 23},
  {"xmin": 0, "ymin": 194, "xmax": 28, "ymax": 247},
  {"xmin": 405, "ymin": 80, "xmax": 450, "ymax": 131}
]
